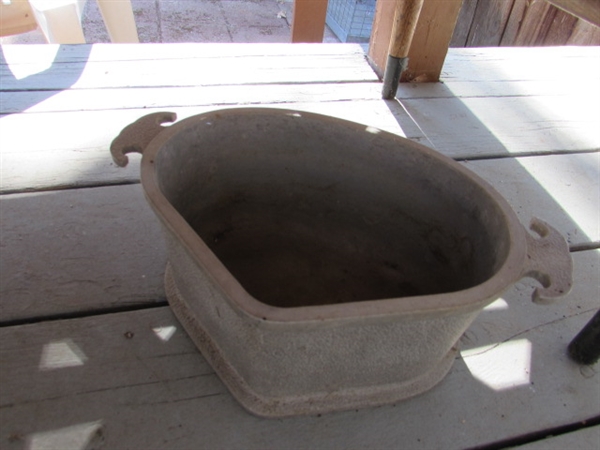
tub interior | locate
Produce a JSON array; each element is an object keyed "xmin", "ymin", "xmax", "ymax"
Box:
[{"xmin": 155, "ymin": 111, "xmax": 510, "ymax": 308}]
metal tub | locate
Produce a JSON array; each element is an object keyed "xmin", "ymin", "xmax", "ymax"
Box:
[{"xmin": 111, "ymin": 108, "xmax": 572, "ymax": 417}]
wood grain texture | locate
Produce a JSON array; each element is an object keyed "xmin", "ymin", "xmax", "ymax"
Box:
[
  {"xmin": 546, "ymin": 0, "xmax": 600, "ymax": 27},
  {"xmin": 449, "ymin": 0, "xmax": 479, "ymax": 47},
  {"xmin": 401, "ymin": 94, "xmax": 600, "ymax": 156},
  {"xmin": 567, "ymin": 17, "xmax": 600, "ymax": 45},
  {"xmin": 465, "ymin": 0, "xmax": 514, "ymax": 47},
  {"xmin": 0, "ymin": 185, "xmax": 167, "ymax": 322},
  {"xmin": 0, "ymin": 99, "xmax": 423, "ymax": 194},
  {"xmin": 0, "ymin": 42, "xmax": 367, "ymax": 64},
  {"xmin": 0, "ymin": 53, "xmax": 376, "ymax": 91},
  {"xmin": 401, "ymin": 0, "xmax": 463, "ymax": 82},
  {"xmin": 291, "ymin": 0, "xmax": 328, "ymax": 43},
  {"xmin": 1, "ymin": 250, "xmax": 598, "ymax": 449},
  {"xmin": 387, "ymin": 0, "xmax": 425, "ymax": 58}
]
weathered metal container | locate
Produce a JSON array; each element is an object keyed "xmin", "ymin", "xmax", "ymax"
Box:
[{"xmin": 111, "ymin": 108, "xmax": 572, "ymax": 417}]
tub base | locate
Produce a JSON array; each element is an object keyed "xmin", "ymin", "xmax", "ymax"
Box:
[{"xmin": 164, "ymin": 263, "xmax": 458, "ymax": 418}]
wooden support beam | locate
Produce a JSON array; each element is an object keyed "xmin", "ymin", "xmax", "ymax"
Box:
[
  {"xmin": 291, "ymin": 0, "xmax": 329, "ymax": 43},
  {"xmin": 368, "ymin": 0, "xmax": 464, "ymax": 83},
  {"xmin": 546, "ymin": 0, "xmax": 600, "ymax": 27}
]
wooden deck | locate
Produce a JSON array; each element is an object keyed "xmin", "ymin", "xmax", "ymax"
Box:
[{"xmin": 0, "ymin": 43, "xmax": 599, "ymax": 449}]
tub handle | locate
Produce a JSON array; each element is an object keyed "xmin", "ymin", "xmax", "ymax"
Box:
[
  {"xmin": 522, "ymin": 217, "xmax": 573, "ymax": 304},
  {"xmin": 110, "ymin": 112, "xmax": 177, "ymax": 167}
]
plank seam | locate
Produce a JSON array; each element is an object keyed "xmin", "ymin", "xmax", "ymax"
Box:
[
  {"xmin": 0, "ymin": 79, "xmax": 380, "ymax": 94},
  {"xmin": 454, "ymin": 148, "xmax": 600, "ymax": 161},
  {"xmin": 1, "ymin": 149, "xmax": 598, "ymax": 196},
  {"xmin": 0, "ymin": 300, "xmax": 168, "ymax": 328},
  {"xmin": 467, "ymin": 414, "xmax": 600, "ymax": 450}
]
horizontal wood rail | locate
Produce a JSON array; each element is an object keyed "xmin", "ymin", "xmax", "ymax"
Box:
[{"xmin": 546, "ymin": 0, "xmax": 600, "ymax": 27}]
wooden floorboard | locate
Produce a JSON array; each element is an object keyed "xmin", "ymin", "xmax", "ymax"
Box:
[
  {"xmin": 0, "ymin": 99, "xmax": 424, "ymax": 194},
  {"xmin": 0, "ymin": 54, "xmax": 377, "ymax": 91},
  {"xmin": 0, "ymin": 185, "xmax": 166, "ymax": 323},
  {"xmin": 441, "ymin": 46, "xmax": 600, "ymax": 82},
  {"xmin": 400, "ymin": 95, "xmax": 600, "ymax": 157},
  {"xmin": 0, "ymin": 82, "xmax": 384, "ymax": 114},
  {"xmin": 0, "ymin": 43, "xmax": 368, "ymax": 65},
  {"xmin": 2, "ymin": 95, "xmax": 598, "ymax": 192},
  {"xmin": 0, "ymin": 250, "xmax": 597, "ymax": 450},
  {"xmin": 1, "ymin": 152, "xmax": 597, "ymax": 322}
]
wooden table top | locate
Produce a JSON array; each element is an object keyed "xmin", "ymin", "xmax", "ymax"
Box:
[{"xmin": 1, "ymin": 43, "xmax": 598, "ymax": 449}]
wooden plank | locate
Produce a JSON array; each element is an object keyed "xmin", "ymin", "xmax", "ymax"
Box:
[
  {"xmin": 511, "ymin": 425, "xmax": 600, "ymax": 450},
  {"xmin": 546, "ymin": 0, "xmax": 600, "ymax": 27},
  {"xmin": 566, "ymin": 18, "xmax": 600, "ymax": 45},
  {"xmin": 465, "ymin": 0, "xmax": 515, "ymax": 47},
  {"xmin": 465, "ymin": 153, "xmax": 600, "ymax": 248},
  {"xmin": 513, "ymin": 0, "xmax": 554, "ymax": 46},
  {"xmin": 396, "ymin": 78, "xmax": 600, "ymax": 99},
  {"xmin": 291, "ymin": 0, "xmax": 328, "ymax": 43},
  {"xmin": 0, "ymin": 53, "xmax": 377, "ymax": 91},
  {"xmin": 0, "ymin": 100, "xmax": 425, "ymax": 194},
  {"xmin": 0, "ymin": 250, "xmax": 598, "ymax": 449},
  {"xmin": 449, "ymin": 0, "xmax": 479, "ymax": 47},
  {"xmin": 441, "ymin": 47, "xmax": 600, "ymax": 82},
  {"xmin": 0, "ymin": 43, "xmax": 367, "ymax": 65},
  {"xmin": 0, "ymin": 185, "xmax": 167, "ymax": 323},
  {"xmin": 542, "ymin": 8, "xmax": 578, "ymax": 46},
  {"xmin": 401, "ymin": 94, "xmax": 600, "ymax": 156},
  {"xmin": 367, "ymin": 0, "xmax": 396, "ymax": 78},
  {"xmin": 1, "ymin": 153, "xmax": 596, "ymax": 322},
  {"xmin": 0, "ymin": 82, "xmax": 384, "ymax": 114},
  {"xmin": 2, "ymin": 90, "xmax": 599, "ymax": 193},
  {"xmin": 500, "ymin": 0, "xmax": 528, "ymax": 46},
  {"xmin": 401, "ymin": 0, "xmax": 464, "ymax": 82}
]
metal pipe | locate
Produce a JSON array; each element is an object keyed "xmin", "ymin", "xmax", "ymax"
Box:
[{"xmin": 381, "ymin": 0, "xmax": 424, "ymax": 99}]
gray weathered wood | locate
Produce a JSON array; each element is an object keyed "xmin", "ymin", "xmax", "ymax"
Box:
[
  {"xmin": 441, "ymin": 46, "xmax": 600, "ymax": 82},
  {"xmin": 1, "ymin": 250, "xmax": 597, "ymax": 449},
  {"xmin": 0, "ymin": 82, "xmax": 384, "ymax": 115},
  {"xmin": 2, "ymin": 93, "xmax": 598, "ymax": 193},
  {"xmin": 0, "ymin": 185, "xmax": 166, "ymax": 322},
  {"xmin": 1, "ymin": 153, "xmax": 597, "ymax": 322},
  {"xmin": 0, "ymin": 100, "xmax": 424, "ymax": 194},
  {"xmin": 0, "ymin": 42, "xmax": 367, "ymax": 65},
  {"xmin": 465, "ymin": 0, "xmax": 514, "ymax": 47},
  {"xmin": 0, "ymin": 52, "xmax": 377, "ymax": 91},
  {"xmin": 465, "ymin": 153, "xmax": 600, "ymax": 247},
  {"xmin": 401, "ymin": 95, "xmax": 600, "ymax": 157},
  {"xmin": 510, "ymin": 425, "xmax": 600, "ymax": 450}
]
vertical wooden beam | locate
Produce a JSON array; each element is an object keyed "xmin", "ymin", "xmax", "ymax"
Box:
[
  {"xmin": 368, "ymin": 0, "xmax": 397, "ymax": 78},
  {"xmin": 291, "ymin": 0, "xmax": 329, "ymax": 43},
  {"xmin": 368, "ymin": 0, "xmax": 464, "ymax": 83},
  {"xmin": 402, "ymin": 0, "xmax": 464, "ymax": 82}
]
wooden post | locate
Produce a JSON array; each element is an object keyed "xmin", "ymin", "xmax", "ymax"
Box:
[
  {"xmin": 291, "ymin": 0, "xmax": 329, "ymax": 43},
  {"xmin": 96, "ymin": 0, "xmax": 139, "ymax": 43},
  {"xmin": 368, "ymin": 0, "xmax": 464, "ymax": 83},
  {"xmin": 381, "ymin": 0, "xmax": 424, "ymax": 98}
]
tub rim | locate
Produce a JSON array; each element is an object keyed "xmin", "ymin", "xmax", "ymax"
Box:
[{"xmin": 138, "ymin": 107, "xmax": 529, "ymax": 322}]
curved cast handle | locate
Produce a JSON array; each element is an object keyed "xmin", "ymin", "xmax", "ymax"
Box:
[
  {"xmin": 110, "ymin": 112, "xmax": 177, "ymax": 167},
  {"xmin": 522, "ymin": 217, "xmax": 573, "ymax": 304}
]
